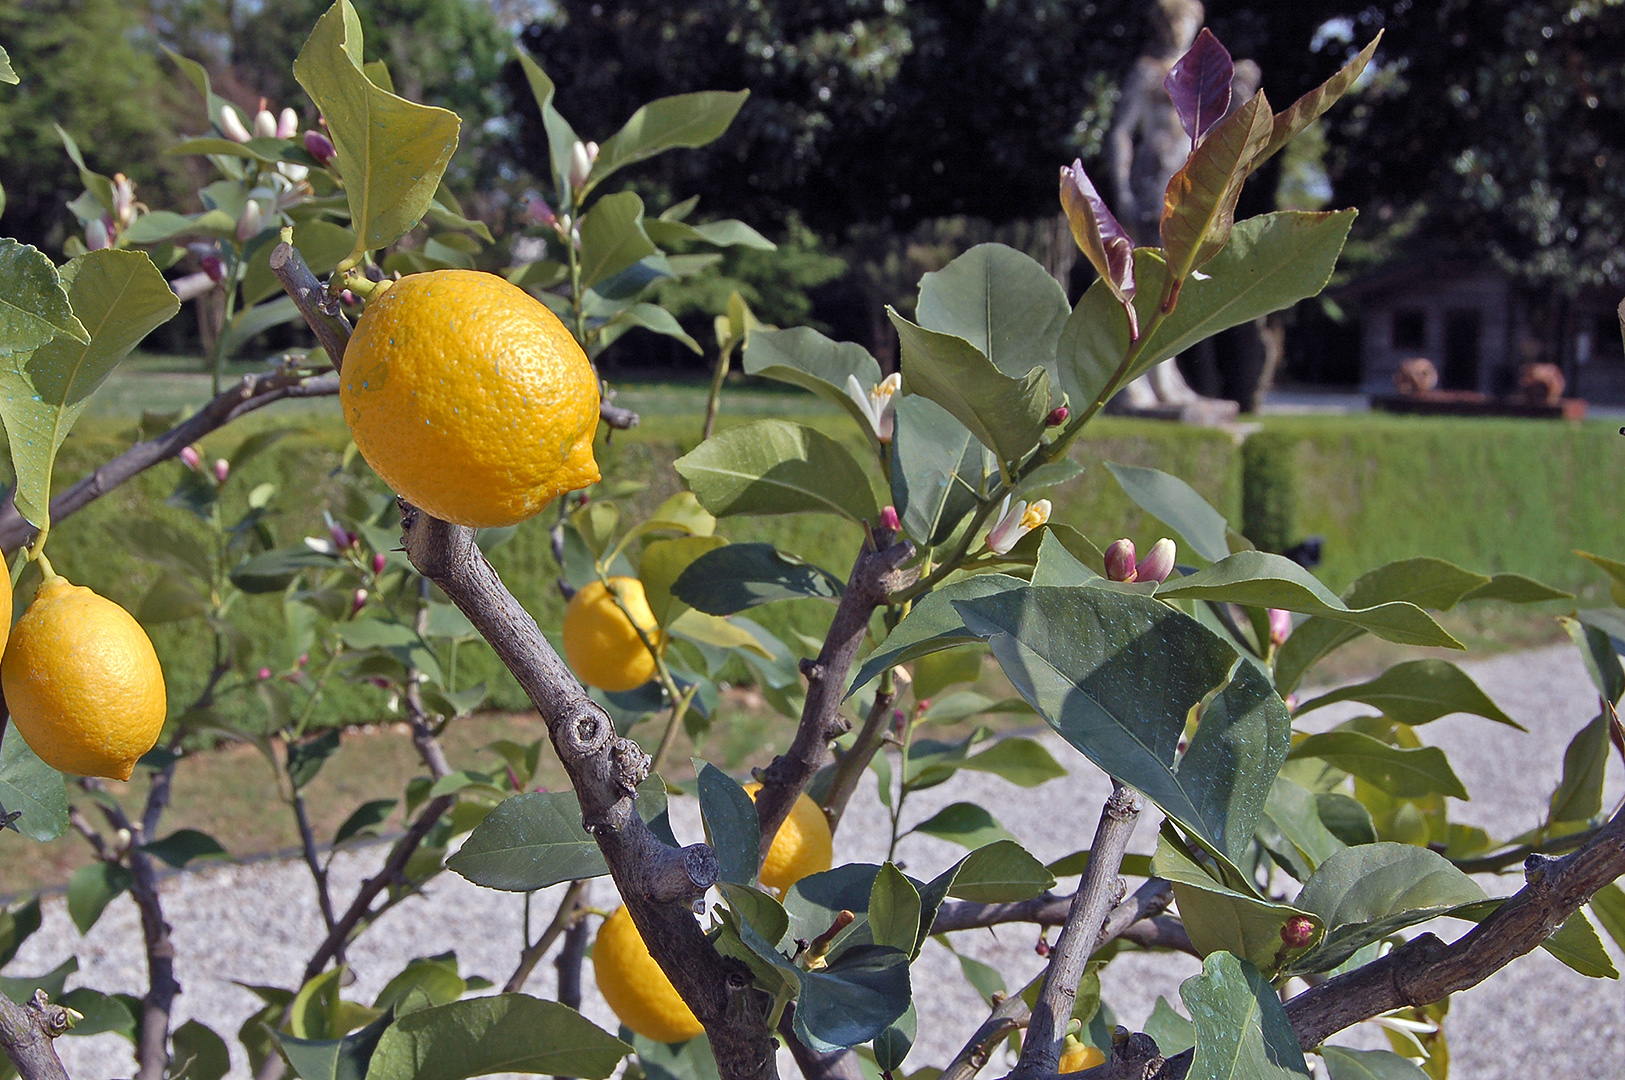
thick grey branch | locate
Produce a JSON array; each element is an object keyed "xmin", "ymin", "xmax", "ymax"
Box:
[
  {"xmin": 940, "ymin": 986, "xmax": 1032, "ymax": 1080},
  {"xmin": 931, "ymin": 879, "xmax": 1177, "ymax": 948},
  {"xmin": 1014, "ymin": 783, "xmax": 1143, "ymax": 1079},
  {"xmin": 400, "ymin": 508, "xmax": 775, "ymax": 1080},
  {"xmin": 755, "ymin": 526, "xmax": 916, "ymax": 861},
  {"xmin": 0, "ymin": 991, "xmax": 73, "ymax": 1080}
]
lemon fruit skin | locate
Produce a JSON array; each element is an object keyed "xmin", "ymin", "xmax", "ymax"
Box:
[
  {"xmin": 562, "ymin": 577, "xmax": 664, "ymax": 692},
  {"xmin": 1059, "ymin": 1039, "xmax": 1106, "ymax": 1073},
  {"xmin": 0, "ymin": 560, "xmax": 12, "ymax": 654},
  {"xmin": 594, "ymin": 904, "xmax": 705, "ymax": 1044},
  {"xmin": 340, "ymin": 269, "xmax": 601, "ymax": 528},
  {"xmin": 743, "ymin": 782, "xmax": 834, "ymax": 895},
  {"xmin": 2, "ymin": 575, "xmax": 167, "ymax": 781}
]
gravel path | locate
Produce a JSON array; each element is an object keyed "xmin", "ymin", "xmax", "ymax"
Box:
[{"xmin": 9, "ymin": 643, "xmax": 1624, "ymax": 1079}]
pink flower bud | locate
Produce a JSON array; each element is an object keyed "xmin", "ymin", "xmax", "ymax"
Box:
[
  {"xmin": 257, "ymin": 667, "xmax": 273, "ymax": 681},
  {"xmin": 1034, "ymin": 935, "xmax": 1051, "ymax": 957},
  {"xmin": 1104, "ymin": 539, "xmax": 1137, "ymax": 582},
  {"xmin": 328, "ymin": 522, "xmax": 351, "ymax": 550},
  {"xmin": 352, "ymin": 588, "xmax": 369, "ymax": 615},
  {"xmin": 879, "ymin": 505, "xmax": 901, "ymax": 532},
  {"xmin": 219, "ymin": 105, "xmax": 252, "ymax": 143},
  {"xmin": 179, "ymin": 445, "xmax": 201, "ymax": 470},
  {"xmin": 296, "ymin": 653, "xmax": 309, "ymax": 669},
  {"xmin": 372, "ymin": 553, "xmax": 386, "ymax": 575},
  {"xmin": 304, "ymin": 130, "xmax": 336, "ymax": 165},
  {"xmin": 1268, "ymin": 608, "xmax": 1292, "ymax": 647},
  {"xmin": 253, "ymin": 108, "xmax": 278, "ymax": 140},
  {"xmin": 1046, "ymin": 406, "xmax": 1070, "ymax": 427},
  {"xmin": 1280, "ymin": 916, "xmax": 1315, "ymax": 949},
  {"xmin": 527, "ymin": 197, "xmax": 557, "ymax": 228},
  {"xmin": 213, "ymin": 458, "xmax": 230, "ymax": 483},
  {"xmin": 200, "ymin": 252, "xmax": 225, "ymax": 282},
  {"xmin": 236, "ymin": 201, "xmax": 263, "ymax": 243},
  {"xmin": 1136, "ymin": 538, "xmax": 1176, "ymax": 584},
  {"xmin": 277, "ymin": 107, "xmax": 299, "ymax": 140},
  {"xmin": 340, "ymin": 289, "xmax": 357, "ymax": 306},
  {"xmin": 85, "ymin": 218, "xmax": 112, "ymax": 251}
]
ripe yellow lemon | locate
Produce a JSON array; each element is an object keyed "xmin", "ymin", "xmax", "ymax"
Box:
[
  {"xmin": 593, "ymin": 904, "xmax": 704, "ymax": 1044},
  {"xmin": 339, "ymin": 269, "xmax": 601, "ymax": 528},
  {"xmin": 743, "ymin": 782, "xmax": 834, "ymax": 896},
  {"xmin": 0, "ymin": 560, "xmax": 12, "ymax": 654},
  {"xmin": 2, "ymin": 569, "xmax": 167, "ymax": 781},
  {"xmin": 562, "ymin": 577, "xmax": 664, "ymax": 692},
  {"xmin": 1059, "ymin": 1037, "xmax": 1106, "ymax": 1073}
]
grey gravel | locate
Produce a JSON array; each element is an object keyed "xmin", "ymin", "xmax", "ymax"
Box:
[{"xmin": 9, "ymin": 644, "xmax": 1624, "ymax": 1079}]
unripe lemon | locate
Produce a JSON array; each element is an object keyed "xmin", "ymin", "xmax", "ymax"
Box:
[
  {"xmin": 2, "ymin": 570, "xmax": 166, "ymax": 781},
  {"xmin": 340, "ymin": 269, "xmax": 601, "ymax": 528},
  {"xmin": 1059, "ymin": 1037, "xmax": 1106, "ymax": 1073},
  {"xmin": 743, "ymin": 782, "xmax": 834, "ymax": 896},
  {"xmin": 593, "ymin": 904, "xmax": 704, "ymax": 1044},
  {"xmin": 562, "ymin": 577, "xmax": 664, "ymax": 692}
]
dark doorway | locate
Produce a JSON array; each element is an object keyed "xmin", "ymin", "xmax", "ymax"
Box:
[{"xmin": 1442, "ymin": 308, "xmax": 1482, "ymax": 390}]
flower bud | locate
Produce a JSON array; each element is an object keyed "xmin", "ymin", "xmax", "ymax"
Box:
[
  {"xmin": 527, "ymin": 197, "xmax": 557, "ymax": 228},
  {"xmin": 568, "ymin": 140, "xmax": 595, "ymax": 189},
  {"xmin": 879, "ymin": 505, "xmax": 901, "ymax": 532},
  {"xmin": 1280, "ymin": 916, "xmax": 1315, "ymax": 949},
  {"xmin": 304, "ymin": 130, "xmax": 336, "ymax": 165},
  {"xmin": 1268, "ymin": 607, "xmax": 1293, "ymax": 647},
  {"xmin": 169, "ymin": 271, "xmax": 216, "ymax": 302},
  {"xmin": 219, "ymin": 105, "xmax": 252, "ymax": 143},
  {"xmin": 1136, "ymin": 538, "xmax": 1177, "ymax": 584},
  {"xmin": 213, "ymin": 458, "xmax": 230, "ymax": 483},
  {"xmin": 277, "ymin": 107, "xmax": 299, "ymax": 140},
  {"xmin": 112, "ymin": 173, "xmax": 138, "ymax": 228},
  {"xmin": 236, "ymin": 200, "xmax": 263, "ymax": 243},
  {"xmin": 277, "ymin": 161, "xmax": 310, "ymax": 184},
  {"xmin": 296, "ymin": 653, "xmax": 309, "ymax": 669},
  {"xmin": 258, "ymin": 667, "xmax": 273, "ymax": 681},
  {"xmin": 340, "ymin": 290, "xmax": 358, "ymax": 306},
  {"xmin": 372, "ymin": 552, "xmax": 387, "ymax": 575},
  {"xmin": 85, "ymin": 217, "xmax": 112, "ymax": 251},
  {"xmin": 1104, "ymin": 539, "xmax": 1137, "ymax": 582},
  {"xmin": 200, "ymin": 251, "xmax": 226, "ymax": 282},
  {"xmin": 253, "ymin": 108, "xmax": 278, "ymax": 140},
  {"xmin": 352, "ymin": 588, "xmax": 369, "ymax": 615},
  {"xmin": 179, "ymin": 445, "xmax": 201, "ymax": 470},
  {"xmin": 1046, "ymin": 406, "xmax": 1070, "ymax": 427}
]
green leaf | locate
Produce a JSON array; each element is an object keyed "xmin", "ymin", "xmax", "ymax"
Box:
[
  {"xmin": 1288, "ymin": 844, "xmax": 1485, "ymax": 974},
  {"xmin": 1254, "ymin": 34, "xmax": 1381, "ymax": 167},
  {"xmin": 1321, "ymin": 1047, "xmax": 1430, "ymax": 1080},
  {"xmin": 279, "ymin": 1009, "xmax": 393, "ymax": 1080},
  {"xmin": 334, "ymin": 799, "xmax": 398, "ymax": 847},
  {"xmin": 219, "ymin": 295, "xmax": 306, "ymax": 359},
  {"xmin": 68, "ymin": 861, "xmax": 134, "ymax": 934},
  {"xmin": 674, "ymin": 419, "xmax": 880, "ymax": 522},
  {"xmin": 1161, "ymin": 92, "xmax": 1274, "ymax": 287},
  {"xmin": 869, "ymin": 863, "xmax": 922, "ymax": 953},
  {"xmin": 0, "ymin": 728, "xmax": 68, "ymax": 842},
  {"xmin": 914, "ymin": 244, "xmax": 1071, "ymax": 382},
  {"xmin": 1153, "ymin": 831, "xmax": 1316, "ymax": 968},
  {"xmin": 631, "ymin": 1032, "xmax": 719, "ymax": 1080},
  {"xmin": 0, "ymin": 249, "xmax": 179, "ymax": 528},
  {"xmin": 293, "ymin": 0, "xmax": 460, "ymax": 259},
  {"xmin": 890, "ymin": 394, "xmax": 990, "ymax": 547},
  {"xmin": 640, "ymin": 535, "xmax": 729, "ymax": 628},
  {"xmin": 0, "ymin": 238, "xmax": 88, "ymax": 352},
  {"xmin": 1537, "ymin": 909, "xmax": 1618, "ymax": 979},
  {"xmin": 644, "ymin": 216, "xmax": 774, "ymax": 251},
  {"xmin": 0, "ymin": 957, "xmax": 77, "ymax": 1007},
  {"xmin": 231, "ymin": 546, "xmax": 342, "ymax": 593},
  {"xmin": 577, "ymin": 191, "xmax": 658, "ymax": 291},
  {"xmin": 1104, "ymin": 462, "xmax": 1232, "ymax": 564},
  {"xmin": 1548, "ymin": 711, "xmax": 1611, "ymax": 826},
  {"xmin": 172, "ymin": 1019, "xmax": 231, "ymax": 1080},
  {"xmin": 374, "ymin": 957, "xmax": 468, "ymax": 1012},
  {"xmin": 1588, "ymin": 883, "xmax": 1625, "ymax": 954},
  {"xmin": 955, "ymin": 585, "xmax": 1290, "ymax": 861},
  {"xmin": 584, "ymin": 91, "xmax": 749, "ymax": 199},
  {"xmin": 0, "ymin": 899, "xmax": 41, "ymax": 968},
  {"xmin": 513, "ymin": 51, "xmax": 580, "ymax": 203},
  {"xmin": 287, "ymin": 729, "xmax": 343, "ymax": 791},
  {"xmin": 697, "ymin": 763, "xmax": 760, "ymax": 887},
  {"xmin": 1179, "ymin": 952, "xmax": 1311, "ymax": 1080},
  {"xmin": 873, "ymin": 1002, "xmax": 916, "ymax": 1072},
  {"xmin": 55, "ymin": 125, "xmax": 114, "ymax": 217},
  {"xmin": 670, "ymin": 543, "xmax": 843, "ymax": 615},
  {"xmin": 846, "ymin": 575, "xmax": 1024, "ymax": 696},
  {"xmin": 944, "ymin": 839, "xmax": 1055, "ymax": 902},
  {"xmin": 364, "ymin": 995, "xmax": 629, "ymax": 1080},
  {"xmin": 1257, "ymin": 777, "xmax": 1344, "ymax": 877},
  {"xmin": 908, "ymin": 802, "xmax": 1015, "ymax": 849},
  {"xmin": 1288, "ymin": 732, "xmax": 1468, "ymax": 800},
  {"xmin": 959, "ymin": 737, "xmax": 1067, "ymax": 787},
  {"xmin": 792, "ymin": 945, "xmax": 913, "ymax": 1054},
  {"xmin": 56, "ymin": 987, "xmax": 135, "ymax": 1040},
  {"xmin": 139, "ymin": 828, "xmax": 230, "ymax": 868},
  {"xmin": 0, "ymin": 45, "xmax": 16, "ymax": 84},
  {"xmin": 1294, "ymin": 660, "xmax": 1521, "ymax": 729},
  {"xmin": 1145, "ymin": 997, "xmax": 1197, "ymax": 1057},
  {"xmin": 912, "ymin": 645, "xmax": 987, "ymax": 701},
  {"xmin": 447, "ymin": 782, "xmax": 668, "ymax": 891},
  {"xmin": 1461, "ymin": 573, "xmax": 1572, "ymax": 604},
  {"xmin": 890, "ymin": 310, "xmax": 1049, "ymax": 466},
  {"xmin": 596, "ymin": 303, "xmax": 701, "ymax": 355},
  {"xmin": 1157, "ymin": 552, "xmax": 1461, "ymax": 648},
  {"xmin": 742, "ymin": 326, "xmax": 885, "ymax": 439},
  {"xmin": 1563, "ymin": 616, "xmax": 1625, "ymax": 706}
]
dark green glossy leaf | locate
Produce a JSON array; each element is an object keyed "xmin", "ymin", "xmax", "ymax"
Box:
[
  {"xmin": 0, "ymin": 898, "xmax": 41, "ymax": 968},
  {"xmin": 869, "ymin": 863, "xmax": 922, "ymax": 953},
  {"xmin": 792, "ymin": 945, "xmax": 912, "ymax": 1054},
  {"xmin": 1180, "ymin": 952, "xmax": 1310, "ymax": 1080},
  {"xmin": 891, "ymin": 394, "xmax": 990, "ymax": 547},
  {"xmin": 1145, "ymin": 997, "xmax": 1197, "ymax": 1057},
  {"xmin": 873, "ymin": 1001, "xmax": 916, "ymax": 1071},
  {"xmin": 1288, "ymin": 732, "xmax": 1468, "ymax": 800},
  {"xmin": 1294, "ymin": 660, "xmax": 1521, "ymax": 729},
  {"xmin": 334, "ymin": 799, "xmax": 398, "ymax": 847},
  {"xmin": 1548, "ymin": 711, "xmax": 1611, "ymax": 826},
  {"xmin": 1154, "ymin": 832, "xmax": 1315, "ymax": 969},
  {"xmin": 959, "ymin": 737, "xmax": 1066, "ymax": 787},
  {"xmin": 907, "ymin": 802, "xmax": 1014, "ymax": 850},
  {"xmin": 671, "ymin": 543, "xmax": 843, "ymax": 615},
  {"xmin": 139, "ymin": 828, "xmax": 230, "ymax": 868},
  {"xmin": 675, "ymin": 419, "xmax": 880, "ymax": 522},
  {"xmin": 639, "ymin": 535, "xmax": 728, "ymax": 628},
  {"xmin": 846, "ymin": 574, "xmax": 1025, "ymax": 697},
  {"xmin": 68, "ymin": 862, "xmax": 133, "ymax": 934},
  {"xmin": 287, "ymin": 729, "xmax": 342, "ymax": 791},
  {"xmin": 1564, "ymin": 616, "xmax": 1624, "ymax": 706},
  {"xmin": 944, "ymin": 839, "xmax": 1054, "ymax": 902},
  {"xmin": 0, "ymin": 729, "xmax": 68, "ymax": 841},
  {"xmin": 1257, "ymin": 776, "xmax": 1344, "ymax": 879},
  {"xmin": 585, "ymin": 91, "xmax": 748, "ymax": 198},
  {"xmin": 56, "ymin": 987, "xmax": 135, "ymax": 1040},
  {"xmin": 0, "ymin": 958, "xmax": 76, "ymax": 1007},
  {"xmin": 278, "ymin": 1008, "xmax": 392, "ymax": 1080},
  {"xmin": 172, "ymin": 1019, "xmax": 231, "ymax": 1080},
  {"xmin": 1104, "ymin": 462, "xmax": 1230, "ymax": 564},
  {"xmin": 631, "ymin": 1031, "xmax": 718, "ymax": 1080},
  {"xmin": 363, "ymin": 995, "xmax": 628, "ymax": 1080},
  {"xmin": 697, "ymin": 763, "xmax": 761, "ymax": 887}
]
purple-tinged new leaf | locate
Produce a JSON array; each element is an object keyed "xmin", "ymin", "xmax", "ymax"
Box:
[
  {"xmin": 1059, "ymin": 161, "xmax": 1139, "ymax": 338},
  {"xmin": 1164, "ymin": 28, "xmax": 1234, "ymax": 146},
  {"xmin": 1253, "ymin": 31, "xmax": 1383, "ymax": 171}
]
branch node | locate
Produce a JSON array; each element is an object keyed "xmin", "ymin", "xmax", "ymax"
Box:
[
  {"xmin": 1524, "ymin": 852, "xmax": 1558, "ymax": 885},
  {"xmin": 558, "ymin": 704, "xmax": 616, "ymax": 758}
]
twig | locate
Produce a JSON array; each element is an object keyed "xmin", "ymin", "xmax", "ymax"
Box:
[
  {"xmin": 0, "ymin": 370, "xmax": 339, "ymax": 556},
  {"xmin": 940, "ymin": 983, "xmax": 1036, "ymax": 1080},
  {"xmin": 931, "ymin": 879, "xmax": 1175, "ymax": 944},
  {"xmin": 399, "ymin": 508, "xmax": 773, "ymax": 1080},
  {"xmin": 820, "ymin": 684, "xmax": 896, "ymax": 833},
  {"xmin": 1013, "ymin": 783, "xmax": 1143, "ymax": 1079},
  {"xmin": 600, "ymin": 400, "xmax": 639, "ymax": 430},
  {"xmin": 268, "ymin": 242, "xmax": 351, "ymax": 371},
  {"xmin": 504, "ymin": 879, "xmax": 589, "ymax": 993},
  {"xmin": 0, "ymin": 991, "xmax": 73, "ymax": 1080},
  {"xmin": 753, "ymin": 524, "xmax": 916, "ymax": 863},
  {"xmin": 292, "ymin": 792, "xmax": 337, "ymax": 933}
]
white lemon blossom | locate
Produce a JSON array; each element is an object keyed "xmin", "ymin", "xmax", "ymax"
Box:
[
  {"xmin": 845, "ymin": 372, "xmax": 901, "ymax": 442},
  {"xmin": 985, "ymin": 495, "xmax": 1051, "ymax": 555},
  {"xmin": 219, "ymin": 104, "xmax": 252, "ymax": 143}
]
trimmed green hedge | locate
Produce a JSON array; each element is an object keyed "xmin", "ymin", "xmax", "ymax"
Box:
[{"xmin": 1245, "ymin": 416, "xmax": 1625, "ymax": 595}]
